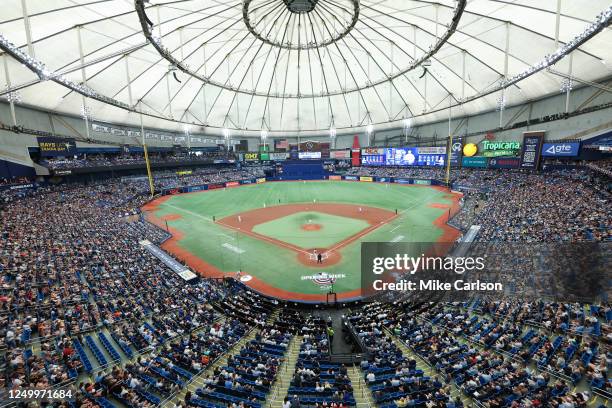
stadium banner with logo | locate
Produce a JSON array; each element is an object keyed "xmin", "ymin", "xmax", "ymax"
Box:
[
  {"xmin": 240, "ymin": 179, "xmax": 253, "ymax": 184},
  {"xmin": 207, "ymin": 183, "xmax": 224, "ymax": 190},
  {"xmin": 344, "ymin": 175, "xmax": 359, "ymax": 181},
  {"xmin": 243, "ymin": 152, "xmax": 259, "ymax": 161},
  {"xmin": 489, "ymin": 157, "xmax": 520, "ymax": 169},
  {"xmin": 482, "ymin": 140, "xmax": 521, "ymax": 157},
  {"xmin": 394, "ymin": 178, "xmax": 412, "ymax": 184},
  {"xmin": 377, "ymin": 177, "xmax": 390, "ymax": 183},
  {"xmin": 225, "ymin": 181, "xmax": 240, "ymax": 187},
  {"xmin": 329, "ymin": 175, "xmax": 342, "ymax": 180},
  {"xmin": 413, "ymin": 179, "xmax": 432, "ymax": 185},
  {"xmin": 37, "ymin": 137, "xmax": 77, "ymax": 157},
  {"xmin": 360, "ymin": 176, "xmax": 373, "ymax": 182},
  {"xmin": 260, "ymin": 152, "xmax": 270, "ymax": 161},
  {"xmin": 256, "ymin": 178, "xmax": 266, "ymax": 184},
  {"xmin": 520, "ymin": 131, "xmax": 545, "ymax": 169},
  {"xmin": 270, "ymin": 152, "xmax": 289, "ymax": 161},
  {"xmin": 0, "ymin": 182, "xmax": 38, "ymax": 192},
  {"xmin": 541, "ymin": 142, "xmax": 580, "ymax": 157},
  {"xmin": 449, "ymin": 139, "xmax": 463, "ymax": 166},
  {"xmin": 462, "ymin": 157, "xmax": 489, "ymax": 168}
]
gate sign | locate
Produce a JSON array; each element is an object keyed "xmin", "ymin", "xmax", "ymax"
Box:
[
  {"xmin": 541, "ymin": 142, "xmax": 580, "ymax": 157},
  {"xmin": 520, "ymin": 132, "xmax": 544, "ymax": 169}
]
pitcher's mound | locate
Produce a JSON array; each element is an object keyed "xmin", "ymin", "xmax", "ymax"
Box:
[{"xmin": 301, "ymin": 223, "xmax": 322, "ymax": 231}]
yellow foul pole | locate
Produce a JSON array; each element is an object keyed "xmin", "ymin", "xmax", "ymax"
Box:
[
  {"xmin": 140, "ymin": 111, "xmax": 154, "ymax": 197},
  {"xmin": 445, "ymin": 96, "xmax": 453, "ymax": 188}
]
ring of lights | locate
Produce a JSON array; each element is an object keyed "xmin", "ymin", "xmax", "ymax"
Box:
[
  {"xmin": 242, "ymin": 0, "xmax": 360, "ymax": 51},
  {"xmin": 134, "ymin": 0, "xmax": 466, "ymax": 98}
]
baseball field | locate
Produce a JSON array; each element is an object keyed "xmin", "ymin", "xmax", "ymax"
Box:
[{"xmin": 143, "ymin": 180, "xmax": 462, "ymax": 302}]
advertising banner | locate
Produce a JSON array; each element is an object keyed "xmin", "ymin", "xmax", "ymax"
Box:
[
  {"xmin": 482, "ymin": 140, "xmax": 521, "ymax": 157},
  {"xmin": 329, "ymin": 175, "xmax": 342, "ymax": 180},
  {"xmin": 244, "ymin": 152, "xmax": 259, "ymax": 161},
  {"xmin": 299, "ymin": 151, "xmax": 322, "ymax": 159},
  {"xmin": 417, "ymin": 146, "xmax": 447, "ymax": 155},
  {"xmin": 360, "ymin": 176, "xmax": 373, "ymax": 182},
  {"xmin": 361, "ymin": 147, "xmax": 385, "ymax": 155},
  {"xmin": 462, "ymin": 157, "xmax": 488, "ymax": 168},
  {"xmin": 489, "ymin": 157, "xmax": 520, "ymax": 169},
  {"xmin": 207, "ymin": 183, "xmax": 224, "ymax": 190},
  {"xmin": 394, "ymin": 178, "xmax": 412, "ymax": 184},
  {"xmin": 413, "ymin": 179, "xmax": 432, "ymax": 185},
  {"xmin": 541, "ymin": 142, "xmax": 580, "ymax": 157},
  {"xmin": 256, "ymin": 178, "xmax": 266, "ymax": 184},
  {"xmin": 351, "ymin": 148, "xmax": 361, "ymax": 167},
  {"xmin": 331, "ymin": 150, "xmax": 350, "ymax": 159},
  {"xmin": 37, "ymin": 137, "xmax": 77, "ymax": 157},
  {"xmin": 345, "ymin": 175, "xmax": 359, "ymax": 181},
  {"xmin": 270, "ymin": 152, "xmax": 289, "ymax": 161},
  {"xmin": 520, "ymin": 131, "xmax": 544, "ymax": 169},
  {"xmin": 225, "ymin": 181, "xmax": 240, "ymax": 187},
  {"xmin": 361, "ymin": 155, "xmax": 385, "ymax": 166},
  {"xmin": 377, "ymin": 177, "xmax": 390, "ymax": 183},
  {"xmin": 240, "ymin": 179, "xmax": 253, "ymax": 184},
  {"xmin": 260, "ymin": 152, "xmax": 270, "ymax": 161},
  {"xmin": 186, "ymin": 185, "xmax": 207, "ymax": 193}
]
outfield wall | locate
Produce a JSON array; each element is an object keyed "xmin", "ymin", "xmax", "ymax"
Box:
[{"xmin": 160, "ymin": 175, "xmax": 448, "ymax": 195}]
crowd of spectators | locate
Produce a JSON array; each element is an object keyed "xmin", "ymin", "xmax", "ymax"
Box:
[
  {"xmin": 0, "ymin": 175, "xmax": 255, "ymax": 405},
  {"xmin": 350, "ymin": 166, "xmax": 610, "ymax": 241},
  {"xmin": 42, "ymin": 151, "xmax": 234, "ymax": 170},
  {"xmin": 350, "ymin": 299, "xmax": 610, "ymax": 408}
]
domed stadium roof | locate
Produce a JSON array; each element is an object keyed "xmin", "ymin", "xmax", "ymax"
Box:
[{"xmin": 1, "ymin": 0, "xmax": 611, "ymax": 135}]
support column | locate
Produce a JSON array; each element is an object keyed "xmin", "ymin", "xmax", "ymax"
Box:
[{"xmin": 2, "ymin": 54, "xmax": 18, "ymax": 126}]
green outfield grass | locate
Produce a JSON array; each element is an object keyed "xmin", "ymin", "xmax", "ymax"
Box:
[
  {"xmin": 252, "ymin": 211, "xmax": 370, "ymax": 249},
  {"xmin": 148, "ymin": 181, "xmax": 458, "ymax": 300}
]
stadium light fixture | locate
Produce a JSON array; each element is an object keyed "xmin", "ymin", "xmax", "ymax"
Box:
[
  {"xmin": 223, "ymin": 128, "xmax": 230, "ymax": 139},
  {"xmin": 403, "ymin": 117, "xmax": 412, "ymax": 130},
  {"xmin": 366, "ymin": 124, "xmax": 374, "ymax": 135},
  {"xmin": 329, "ymin": 127, "xmax": 337, "ymax": 139},
  {"xmin": 5, "ymin": 90, "xmax": 21, "ymax": 103},
  {"xmin": 260, "ymin": 129, "xmax": 268, "ymax": 140}
]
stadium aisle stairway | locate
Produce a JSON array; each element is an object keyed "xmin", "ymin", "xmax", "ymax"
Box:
[
  {"xmin": 346, "ymin": 365, "xmax": 376, "ymax": 407},
  {"xmin": 267, "ymin": 335, "xmax": 302, "ymax": 407}
]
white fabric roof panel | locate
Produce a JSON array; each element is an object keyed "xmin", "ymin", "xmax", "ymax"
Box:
[{"xmin": 0, "ymin": 0, "xmax": 611, "ymax": 136}]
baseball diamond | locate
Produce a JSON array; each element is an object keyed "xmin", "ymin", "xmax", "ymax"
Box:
[{"xmin": 143, "ymin": 180, "xmax": 461, "ymax": 302}]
